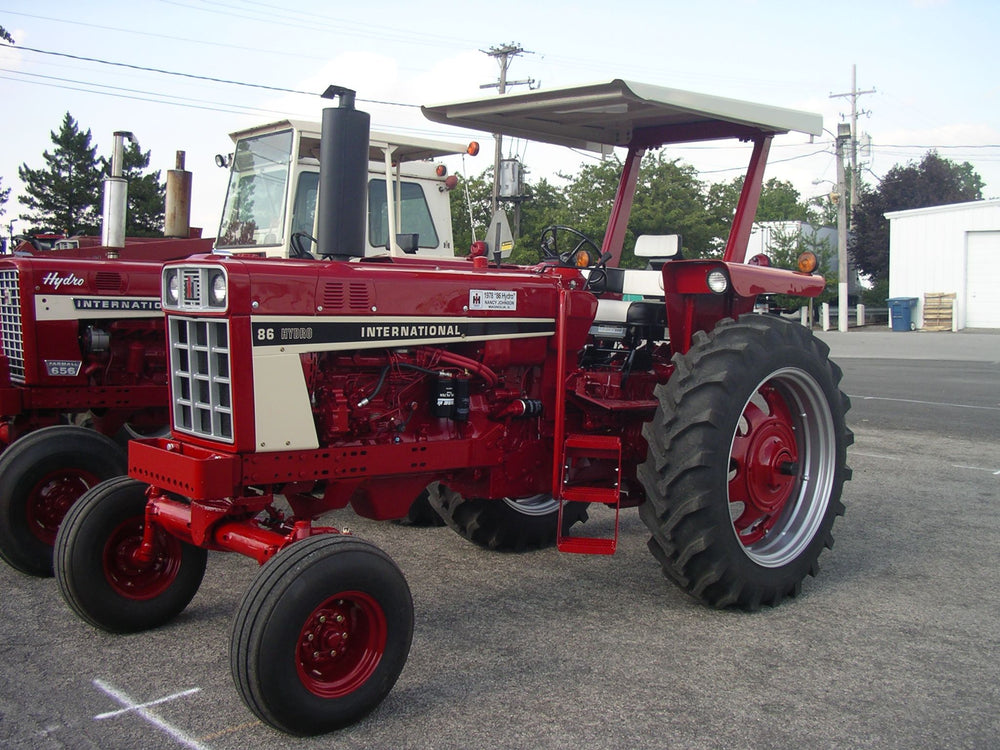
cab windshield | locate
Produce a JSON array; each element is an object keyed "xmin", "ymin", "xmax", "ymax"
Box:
[{"xmin": 217, "ymin": 130, "xmax": 294, "ymax": 248}]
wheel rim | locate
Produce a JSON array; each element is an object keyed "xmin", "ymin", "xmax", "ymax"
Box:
[
  {"xmin": 728, "ymin": 367, "xmax": 836, "ymax": 567},
  {"xmin": 25, "ymin": 468, "xmax": 101, "ymax": 545},
  {"xmin": 501, "ymin": 493, "xmax": 559, "ymax": 517},
  {"xmin": 296, "ymin": 591, "xmax": 387, "ymax": 698},
  {"xmin": 102, "ymin": 518, "xmax": 183, "ymax": 600}
]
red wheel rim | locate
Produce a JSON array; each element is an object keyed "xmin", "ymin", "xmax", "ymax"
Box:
[
  {"xmin": 729, "ymin": 384, "xmax": 800, "ymax": 546},
  {"xmin": 296, "ymin": 591, "xmax": 387, "ymax": 698},
  {"xmin": 25, "ymin": 468, "xmax": 101, "ymax": 545},
  {"xmin": 102, "ymin": 517, "xmax": 183, "ymax": 600}
]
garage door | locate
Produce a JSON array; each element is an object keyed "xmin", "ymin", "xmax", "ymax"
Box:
[{"xmin": 966, "ymin": 231, "xmax": 1000, "ymax": 328}]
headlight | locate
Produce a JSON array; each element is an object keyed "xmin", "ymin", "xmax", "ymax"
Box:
[
  {"xmin": 209, "ymin": 271, "xmax": 227, "ymax": 306},
  {"xmin": 706, "ymin": 269, "xmax": 729, "ymax": 294},
  {"xmin": 165, "ymin": 270, "xmax": 180, "ymax": 304}
]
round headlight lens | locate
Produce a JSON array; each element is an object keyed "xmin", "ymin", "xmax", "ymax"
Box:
[
  {"xmin": 707, "ymin": 269, "xmax": 729, "ymax": 294},
  {"xmin": 210, "ymin": 272, "xmax": 227, "ymax": 305},
  {"xmin": 166, "ymin": 272, "xmax": 179, "ymax": 303}
]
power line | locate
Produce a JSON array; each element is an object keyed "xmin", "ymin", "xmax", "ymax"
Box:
[
  {"xmin": 0, "ymin": 67, "xmax": 294, "ymax": 116},
  {"xmin": 2, "ymin": 42, "xmax": 420, "ymax": 108}
]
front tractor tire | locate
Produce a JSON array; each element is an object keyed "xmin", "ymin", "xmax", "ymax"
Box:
[
  {"xmin": 430, "ymin": 485, "xmax": 588, "ymax": 552},
  {"xmin": 0, "ymin": 425, "xmax": 127, "ymax": 576},
  {"xmin": 638, "ymin": 315, "xmax": 852, "ymax": 610},
  {"xmin": 54, "ymin": 477, "xmax": 207, "ymax": 632},
  {"xmin": 230, "ymin": 534, "xmax": 413, "ymax": 736}
]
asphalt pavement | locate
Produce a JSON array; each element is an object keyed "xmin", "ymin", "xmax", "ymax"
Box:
[
  {"xmin": 815, "ymin": 326, "xmax": 1000, "ymax": 362},
  {"xmin": 0, "ymin": 324, "xmax": 997, "ymax": 750}
]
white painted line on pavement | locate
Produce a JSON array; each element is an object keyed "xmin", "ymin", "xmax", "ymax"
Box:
[
  {"xmin": 848, "ymin": 394, "xmax": 1000, "ymax": 411},
  {"xmin": 951, "ymin": 464, "xmax": 1000, "ymax": 476},
  {"xmin": 92, "ymin": 679, "xmax": 208, "ymax": 750}
]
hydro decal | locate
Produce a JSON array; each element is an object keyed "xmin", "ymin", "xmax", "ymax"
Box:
[{"xmin": 251, "ymin": 317, "xmax": 555, "ymax": 349}]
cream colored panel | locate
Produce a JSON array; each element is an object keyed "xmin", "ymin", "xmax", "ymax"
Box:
[
  {"xmin": 35, "ymin": 295, "xmax": 161, "ymax": 321},
  {"xmin": 251, "ymin": 350, "xmax": 319, "ymax": 451}
]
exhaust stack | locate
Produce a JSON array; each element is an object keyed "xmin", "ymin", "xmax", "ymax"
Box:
[
  {"xmin": 165, "ymin": 150, "xmax": 193, "ymax": 238},
  {"xmin": 101, "ymin": 131, "xmax": 134, "ymax": 252},
  {"xmin": 317, "ymin": 86, "xmax": 370, "ymax": 259}
]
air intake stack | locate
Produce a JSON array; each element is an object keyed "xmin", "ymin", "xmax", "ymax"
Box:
[{"xmin": 317, "ymin": 86, "xmax": 370, "ymax": 259}]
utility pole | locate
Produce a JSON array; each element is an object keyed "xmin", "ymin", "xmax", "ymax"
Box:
[
  {"xmin": 480, "ymin": 43, "xmax": 535, "ymax": 216},
  {"xmin": 835, "ymin": 124, "xmax": 850, "ymax": 333},
  {"xmin": 829, "ymin": 64, "xmax": 875, "ymax": 227}
]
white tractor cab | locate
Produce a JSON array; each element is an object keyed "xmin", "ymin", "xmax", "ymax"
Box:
[{"xmin": 215, "ymin": 119, "xmax": 478, "ymax": 259}]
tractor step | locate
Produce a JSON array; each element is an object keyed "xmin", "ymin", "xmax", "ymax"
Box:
[{"xmin": 557, "ymin": 434, "xmax": 621, "ymax": 555}]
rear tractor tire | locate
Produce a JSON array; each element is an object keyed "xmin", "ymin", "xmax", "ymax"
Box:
[
  {"xmin": 638, "ymin": 314, "xmax": 852, "ymax": 610},
  {"xmin": 394, "ymin": 486, "xmax": 446, "ymax": 527},
  {"xmin": 54, "ymin": 476, "xmax": 207, "ymax": 632},
  {"xmin": 429, "ymin": 484, "xmax": 588, "ymax": 552},
  {"xmin": 0, "ymin": 425, "xmax": 127, "ymax": 576},
  {"xmin": 230, "ymin": 534, "xmax": 413, "ymax": 735}
]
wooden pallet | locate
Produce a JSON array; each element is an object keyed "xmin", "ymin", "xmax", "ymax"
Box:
[{"xmin": 923, "ymin": 292, "xmax": 956, "ymax": 331}]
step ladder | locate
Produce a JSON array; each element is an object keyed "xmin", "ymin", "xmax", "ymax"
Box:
[{"xmin": 556, "ymin": 433, "xmax": 622, "ymax": 555}]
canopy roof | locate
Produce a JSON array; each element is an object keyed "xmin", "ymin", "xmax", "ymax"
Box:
[{"xmin": 422, "ymin": 79, "xmax": 822, "ymax": 152}]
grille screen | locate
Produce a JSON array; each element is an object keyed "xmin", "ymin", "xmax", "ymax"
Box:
[
  {"xmin": 169, "ymin": 317, "xmax": 233, "ymax": 442},
  {"xmin": 0, "ymin": 270, "xmax": 25, "ymax": 382}
]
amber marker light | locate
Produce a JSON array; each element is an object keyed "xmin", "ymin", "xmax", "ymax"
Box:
[
  {"xmin": 797, "ymin": 251, "xmax": 819, "ymax": 273},
  {"xmin": 436, "ymin": 164, "xmax": 447, "ymax": 177},
  {"xmin": 574, "ymin": 251, "xmax": 591, "ymax": 268},
  {"xmin": 467, "ymin": 141, "xmax": 480, "ymax": 156}
]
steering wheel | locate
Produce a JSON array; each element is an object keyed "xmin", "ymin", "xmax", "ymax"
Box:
[
  {"xmin": 538, "ymin": 225, "xmax": 612, "ymax": 292},
  {"xmin": 539, "ymin": 225, "xmax": 602, "ymax": 267},
  {"xmin": 289, "ymin": 231, "xmax": 317, "ymax": 260}
]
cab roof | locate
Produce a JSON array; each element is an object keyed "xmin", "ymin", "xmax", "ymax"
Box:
[
  {"xmin": 422, "ymin": 79, "xmax": 822, "ymax": 152},
  {"xmin": 228, "ymin": 119, "xmax": 473, "ymax": 163}
]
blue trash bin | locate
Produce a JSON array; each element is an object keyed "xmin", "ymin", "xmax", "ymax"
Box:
[{"xmin": 887, "ymin": 297, "xmax": 918, "ymax": 332}]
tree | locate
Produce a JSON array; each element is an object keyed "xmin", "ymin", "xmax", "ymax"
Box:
[
  {"xmin": 18, "ymin": 113, "xmax": 102, "ymax": 235},
  {"xmin": 708, "ymin": 175, "xmax": 819, "ymax": 227},
  {"xmin": 0, "ymin": 177, "xmax": 9, "ymax": 218},
  {"xmin": 102, "ymin": 139, "xmax": 166, "ymax": 236},
  {"xmin": 1, "ymin": 25, "xmax": 14, "ymax": 44},
  {"xmin": 448, "ymin": 169, "xmax": 493, "ymax": 257},
  {"xmin": 850, "ymin": 151, "xmax": 983, "ymax": 281}
]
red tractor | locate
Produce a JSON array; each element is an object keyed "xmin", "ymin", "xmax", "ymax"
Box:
[
  {"xmin": 0, "ymin": 116, "xmax": 473, "ymax": 576},
  {"xmin": 54, "ymin": 81, "xmax": 852, "ymax": 735}
]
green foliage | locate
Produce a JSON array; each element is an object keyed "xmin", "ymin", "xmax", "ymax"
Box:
[
  {"xmin": 448, "ymin": 169, "xmax": 493, "ymax": 256},
  {"xmin": 18, "ymin": 115, "xmax": 167, "ymax": 237},
  {"xmin": 448, "ymin": 147, "xmax": 822, "ymax": 269},
  {"xmin": 0, "ymin": 177, "xmax": 9, "ymax": 218},
  {"xmin": 19, "ymin": 112, "xmax": 102, "ymax": 235},
  {"xmin": 0, "ymin": 25, "xmax": 14, "ymax": 44},
  {"xmin": 850, "ymin": 150, "xmax": 983, "ymax": 282}
]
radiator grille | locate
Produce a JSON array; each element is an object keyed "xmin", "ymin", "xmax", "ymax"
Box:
[
  {"xmin": 0, "ymin": 270, "xmax": 25, "ymax": 382},
  {"xmin": 169, "ymin": 317, "xmax": 233, "ymax": 442}
]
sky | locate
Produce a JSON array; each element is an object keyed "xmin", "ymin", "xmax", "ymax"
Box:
[{"xmin": 1, "ymin": 0, "xmax": 998, "ymax": 237}]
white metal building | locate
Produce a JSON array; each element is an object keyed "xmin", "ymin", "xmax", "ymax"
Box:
[{"xmin": 886, "ymin": 199, "xmax": 1000, "ymax": 330}]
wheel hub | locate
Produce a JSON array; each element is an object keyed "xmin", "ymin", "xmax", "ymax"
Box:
[
  {"xmin": 103, "ymin": 518, "xmax": 182, "ymax": 600},
  {"xmin": 26, "ymin": 470, "xmax": 100, "ymax": 545},
  {"xmin": 730, "ymin": 385, "xmax": 800, "ymax": 545},
  {"xmin": 297, "ymin": 592, "xmax": 387, "ymax": 698}
]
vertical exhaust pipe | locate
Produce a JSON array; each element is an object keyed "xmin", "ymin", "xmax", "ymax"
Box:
[
  {"xmin": 101, "ymin": 130, "xmax": 134, "ymax": 253},
  {"xmin": 165, "ymin": 150, "xmax": 193, "ymax": 238},
  {"xmin": 317, "ymin": 86, "xmax": 370, "ymax": 259}
]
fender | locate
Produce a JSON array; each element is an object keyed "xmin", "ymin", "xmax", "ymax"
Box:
[{"xmin": 662, "ymin": 259, "xmax": 825, "ymax": 354}]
